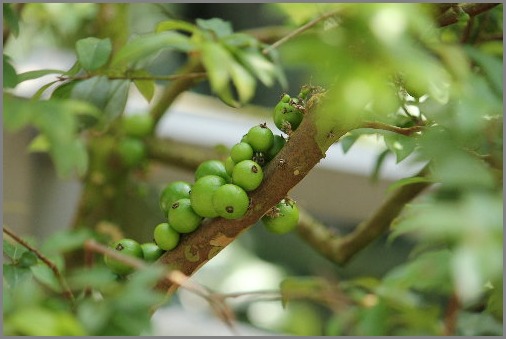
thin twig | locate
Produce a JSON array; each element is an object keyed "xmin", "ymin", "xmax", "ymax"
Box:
[
  {"xmin": 363, "ymin": 121, "xmax": 425, "ymax": 136},
  {"xmin": 443, "ymin": 294, "xmax": 460, "ymax": 335},
  {"xmin": 437, "ymin": 3, "xmax": 500, "ymax": 28},
  {"xmin": 262, "ymin": 8, "xmax": 341, "ymax": 55},
  {"xmin": 3, "ymin": 226, "xmax": 75, "ymax": 303}
]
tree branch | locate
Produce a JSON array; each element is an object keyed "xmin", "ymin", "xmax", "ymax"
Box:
[
  {"xmin": 154, "ymin": 93, "xmax": 343, "ymax": 294},
  {"xmin": 57, "ymin": 72, "xmax": 207, "ymax": 83},
  {"xmin": 362, "ymin": 121, "xmax": 425, "ymax": 136},
  {"xmin": 3, "ymin": 226, "xmax": 75, "ymax": 303},
  {"xmin": 297, "ymin": 166, "xmax": 431, "ymax": 265},
  {"xmin": 436, "ymin": 3, "xmax": 500, "ymax": 27}
]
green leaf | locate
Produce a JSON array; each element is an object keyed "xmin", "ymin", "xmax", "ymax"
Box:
[
  {"xmin": 156, "ymin": 19, "xmax": 196, "ymax": 34},
  {"xmin": 28, "ymin": 134, "xmax": 51, "ymax": 153},
  {"xmin": 3, "ymin": 264, "xmax": 32, "ymax": 289},
  {"xmin": 229, "ymin": 59, "xmax": 256, "ymax": 104},
  {"xmin": 3, "ymin": 55, "xmax": 19, "ymax": 88},
  {"xmin": 196, "ymin": 18, "xmax": 233, "ymax": 38},
  {"xmin": 7, "ymin": 307, "xmax": 86, "ymax": 336},
  {"xmin": 383, "ymin": 133, "xmax": 417, "ymax": 163},
  {"xmin": 3, "ymin": 3, "xmax": 20, "ymax": 37},
  {"xmin": 17, "ymin": 69, "xmax": 65, "ymax": 84},
  {"xmin": 103, "ymin": 80, "xmax": 130, "ymax": 119},
  {"xmin": 64, "ymin": 60, "xmax": 82, "ymax": 76},
  {"xmin": 31, "ymin": 263, "xmax": 61, "ymax": 293},
  {"xmin": 41, "ymin": 228, "xmax": 94, "ymax": 255},
  {"xmin": 200, "ymin": 41, "xmax": 237, "ymax": 106},
  {"xmin": 133, "ymin": 79, "xmax": 155, "ymax": 103},
  {"xmin": 111, "ymin": 31, "xmax": 194, "ymax": 68},
  {"xmin": 75, "ymin": 37, "xmax": 112, "ymax": 71},
  {"xmin": 51, "ymin": 80, "xmax": 79, "ymax": 99},
  {"xmin": 3, "ymin": 93, "xmax": 33, "ymax": 130},
  {"xmin": 221, "ymin": 33, "xmax": 259, "ymax": 48},
  {"xmin": 32, "ymin": 80, "xmax": 60, "ymax": 100},
  {"xmin": 465, "ymin": 47, "xmax": 503, "ymax": 96},
  {"xmin": 3, "ymin": 239, "xmax": 28, "ymax": 261},
  {"xmin": 71, "ymin": 76, "xmax": 111, "ymax": 108},
  {"xmin": 231, "ymin": 48, "xmax": 276, "ymax": 87}
]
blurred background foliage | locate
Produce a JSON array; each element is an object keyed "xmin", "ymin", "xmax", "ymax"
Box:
[{"xmin": 3, "ymin": 2, "xmax": 503, "ymax": 336}]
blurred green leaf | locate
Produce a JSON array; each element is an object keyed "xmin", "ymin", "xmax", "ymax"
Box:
[
  {"xmin": 41, "ymin": 228, "xmax": 94, "ymax": 255},
  {"xmin": 17, "ymin": 69, "xmax": 65, "ymax": 84},
  {"xmin": 356, "ymin": 300, "xmax": 389, "ymax": 335},
  {"xmin": 31, "ymin": 263, "xmax": 62, "ymax": 293},
  {"xmin": 67, "ymin": 266, "xmax": 117, "ymax": 291},
  {"xmin": 103, "ymin": 79, "xmax": 130, "ymax": 119},
  {"xmin": 156, "ymin": 19, "xmax": 196, "ymax": 33},
  {"xmin": 51, "ymin": 80, "xmax": 79, "ymax": 99},
  {"xmin": 3, "ymin": 3, "xmax": 20, "ymax": 37},
  {"xmin": 31, "ymin": 80, "xmax": 60, "ymax": 100},
  {"xmin": 384, "ymin": 133, "xmax": 417, "ymax": 163},
  {"xmin": 133, "ymin": 79, "xmax": 155, "ymax": 103},
  {"xmin": 231, "ymin": 48, "xmax": 277, "ymax": 87},
  {"xmin": 3, "ymin": 55, "xmax": 19, "ymax": 89},
  {"xmin": 6, "ymin": 307, "xmax": 86, "ymax": 336},
  {"xmin": 229, "ymin": 58, "xmax": 256, "ymax": 104},
  {"xmin": 111, "ymin": 31, "xmax": 194, "ymax": 68},
  {"xmin": 465, "ymin": 46, "xmax": 503, "ymax": 95},
  {"xmin": 457, "ymin": 310, "xmax": 503, "ymax": 336},
  {"xmin": 71, "ymin": 76, "xmax": 111, "ymax": 109},
  {"xmin": 200, "ymin": 41, "xmax": 236, "ymax": 106},
  {"xmin": 28, "ymin": 134, "xmax": 51, "ymax": 153},
  {"xmin": 3, "ymin": 239, "xmax": 28, "ymax": 261},
  {"xmin": 75, "ymin": 37, "xmax": 112, "ymax": 71},
  {"xmin": 196, "ymin": 18, "xmax": 233, "ymax": 38},
  {"xmin": 3, "ymin": 264, "xmax": 33, "ymax": 289},
  {"xmin": 387, "ymin": 176, "xmax": 432, "ymax": 193}
]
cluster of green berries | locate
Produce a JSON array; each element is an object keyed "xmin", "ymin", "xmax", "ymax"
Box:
[{"xmin": 104, "ymin": 88, "xmax": 315, "ymax": 276}]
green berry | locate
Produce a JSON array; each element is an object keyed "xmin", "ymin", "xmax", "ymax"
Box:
[
  {"xmin": 104, "ymin": 238, "xmax": 143, "ymax": 276},
  {"xmin": 118, "ymin": 137, "xmax": 146, "ymax": 167},
  {"xmin": 262, "ymin": 200, "xmax": 300, "ymax": 234},
  {"xmin": 122, "ymin": 114, "xmax": 154, "ymax": 138},
  {"xmin": 273, "ymin": 99, "xmax": 303, "ymax": 133},
  {"xmin": 195, "ymin": 160, "xmax": 229, "ymax": 181},
  {"xmin": 266, "ymin": 135, "xmax": 286, "ymax": 161},
  {"xmin": 141, "ymin": 242, "xmax": 165, "ymax": 262},
  {"xmin": 232, "ymin": 160, "xmax": 264, "ymax": 191},
  {"xmin": 230, "ymin": 142, "xmax": 254, "ymax": 163},
  {"xmin": 190, "ymin": 175, "xmax": 227, "ymax": 218},
  {"xmin": 247, "ymin": 124, "xmax": 274, "ymax": 152},
  {"xmin": 159, "ymin": 181, "xmax": 192, "ymax": 214},
  {"xmin": 153, "ymin": 222, "xmax": 180, "ymax": 251},
  {"xmin": 212, "ymin": 184, "xmax": 249, "ymax": 219},
  {"xmin": 225, "ymin": 156, "xmax": 235, "ymax": 177},
  {"xmin": 168, "ymin": 198, "xmax": 202, "ymax": 233}
]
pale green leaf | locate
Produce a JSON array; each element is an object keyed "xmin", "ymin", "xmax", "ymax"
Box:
[
  {"xmin": 3, "ymin": 55, "xmax": 18, "ymax": 88},
  {"xmin": 196, "ymin": 18, "xmax": 233, "ymax": 38},
  {"xmin": 28, "ymin": 134, "xmax": 50, "ymax": 153},
  {"xmin": 17, "ymin": 69, "xmax": 65, "ymax": 84},
  {"xmin": 229, "ymin": 59, "xmax": 256, "ymax": 104},
  {"xmin": 111, "ymin": 31, "xmax": 194, "ymax": 68},
  {"xmin": 133, "ymin": 79, "xmax": 155, "ymax": 103},
  {"xmin": 387, "ymin": 176, "xmax": 432, "ymax": 193},
  {"xmin": 75, "ymin": 37, "xmax": 112, "ymax": 71},
  {"xmin": 156, "ymin": 19, "xmax": 196, "ymax": 33}
]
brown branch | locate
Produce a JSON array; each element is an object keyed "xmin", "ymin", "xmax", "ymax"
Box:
[
  {"xmin": 297, "ymin": 166, "xmax": 431, "ymax": 265},
  {"xmin": 443, "ymin": 294, "xmax": 460, "ymax": 335},
  {"xmin": 154, "ymin": 94, "xmax": 341, "ymax": 295},
  {"xmin": 3, "ymin": 226, "xmax": 75, "ymax": 303},
  {"xmin": 262, "ymin": 8, "xmax": 342, "ymax": 55},
  {"xmin": 437, "ymin": 3, "xmax": 500, "ymax": 27},
  {"xmin": 362, "ymin": 121, "xmax": 425, "ymax": 136}
]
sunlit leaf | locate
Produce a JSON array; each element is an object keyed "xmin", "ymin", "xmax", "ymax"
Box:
[
  {"xmin": 133, "ymin": 79, "xmax": 155, "ymax": 103},
  {"xmin": 75, "ymin": 37, "xmax": 112, "ymax": 71},
  {"xmin": 111, "ymin": 31, "xmax": 194, "ymax": 68},
  {"xmin": 229, "ymin": 59, "xmax": 256, "ymax": 104},
  {"xmin": 196, "ymin": 18, "xmax": 233, "ymax": 38},
  {"xmin": 3, "ymin": 55, "xmax": 18, "ymax": 88},
  {"xmin": 156, "ymin": 19, "xmax": 196, "ymax": 33}
]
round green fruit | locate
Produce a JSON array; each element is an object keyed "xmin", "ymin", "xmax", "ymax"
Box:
[
  {"xmin": 153, "ymin": 222, "xmax": 180, "ymax": 251},
  {"xmin": 212, "ymin": 184, "xmax": 249, "ymax": 219},
  {"xmin": 104, "ymin": 238, "xmax": 143, "ymax": 276},
  {"xmin": 168, "ymin": 198, "xmax": 202, "ymax": 233},
  {"xmin": 273, "ymin": 99, "xmax": 303, "ymax": 133},
  {"xmin": 262, "ymin": 200, "xmax": 300, "ymax": 234},
  {"xmin": 247, "ymin": 124, "xmax": 274, "ymax": 152},
  {"xmin": 230, "ymin": 142, "xmax": 254, "ymax": 163},
  {"xmin": 122, "ymin": 114, "xmax": 154, "ymax": 138},
  {"xmin": 118, "ymin": 137, "xmax": 146, "ymax": 167},
  {"xmin": 232, "ymin": 160, "xmax": 263, "ymax": 191},
  {"xmin": 225, "ymin": 156, "xmax": 235, "ymax": 177},
  {"xmin": 195, "ymin": 160, "xmax": 229, "ymax": 181},
  {"xmin": 159, "ymin": 181, "xmax": 192, "ymax": 214},
  {"xmin": 141, "ymin": 242, "xmax": 165, "ymax": 262},
  {"xmin": 266, "ymin": 135, "xmax": 286, "ymax": 161},
  {"xmin": 190, "ymin": 175, "xmax": 227, "ymax": 218}
]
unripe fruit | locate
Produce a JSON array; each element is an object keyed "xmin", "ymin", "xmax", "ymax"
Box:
[
  {"xmin": 159, "ymin": 181, "xmax": 192, "ymax": 215},
  {"xmin": 247, "ymin": 124, "xmax": 274, "ymax": 152},
  {"xmin": 104, "ymin": 238, "xmax": 143, "ymax": 276},
  {"xmin": 212, "ymin": 184, "xmax": 249, "ymax": 219},
  {"xmin": 118, "ymin": 137, "xmax": 146, "ymax": 167},
  {"xmin": 225, "ymin": 156, "xmax": 235, "ymax": 177},
  {"xmin": 266, "ymin": 135, "xmax": 286, "ymax": 161},
  {"xmin": 232, "ymin": 160, "xmax": 263, "ymax": 191},
  {"xmin": 190, "ymin": 175, "xmax": 227, "ymax": 218},
  {"xmin": 273, "ymin": 99, "xmax": 303, "ymax": 133},
  {"xmin": 141, "ymin": 242, "xmax": 165, "ymax": 262},
  {"xmin": 230, "ymin": 142, "xmax": 254, "ymax": 163},
  {"xmin": 168, "ymin": 198, "xmax": 202, "ymax": 233},
  {"xmin": 153, "ymin": 222, "xmax": 180, "ymax": 251},
  {"xmin": 195, "ymin": 160, "xmax": 229, "ymax": 181},
  {"xmin": 122, "ymin": 114, "xmax": 154, "ymax": 138},
  {"xmin": 262, "ymin": 200, "xmax": 300, "ymax": 234}
]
